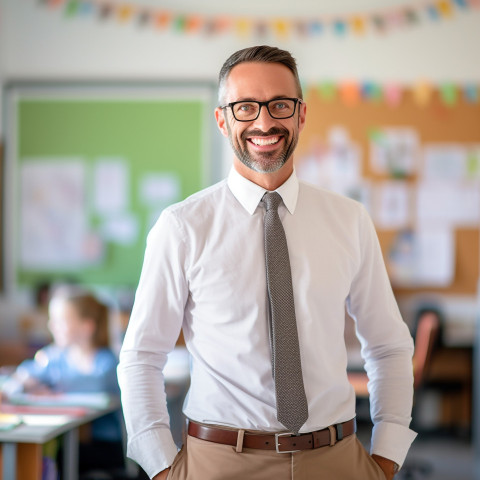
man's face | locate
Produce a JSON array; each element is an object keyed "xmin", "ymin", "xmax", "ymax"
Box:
[{"xmin": 215, "ymin": 62, "xmax": 306, "ymax": 175}]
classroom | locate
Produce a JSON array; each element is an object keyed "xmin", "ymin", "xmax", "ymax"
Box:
[{"xmin": 0, "ymin": 1, "xmax": 480, "ymax": 479}]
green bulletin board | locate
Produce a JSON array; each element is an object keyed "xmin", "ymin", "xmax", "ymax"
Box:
[{"xmin": 6, "ymin": 84, "xmax": 217, "ymax": 288}]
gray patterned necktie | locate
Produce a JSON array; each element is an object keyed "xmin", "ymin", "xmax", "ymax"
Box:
[{"xmin": 263, "ymin": 191, "xmax": 308, "ymax": 435}]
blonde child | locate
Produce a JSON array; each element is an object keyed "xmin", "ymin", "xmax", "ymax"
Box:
[{"xmin": 4, "ymin": 287, "xmax": 124, "ymax": 473}]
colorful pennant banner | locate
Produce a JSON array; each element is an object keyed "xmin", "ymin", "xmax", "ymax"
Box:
[
  {"xmin": 314, "ymin": 81, "xmax": 479, "ymax": 107},
  {"xmin": 38, "ymin": 0, "xmax": 480, "ymax": 39}
]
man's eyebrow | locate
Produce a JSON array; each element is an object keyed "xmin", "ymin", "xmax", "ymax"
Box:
[
  {"xmin": 229, "ymin": 96, "xmax": 293, "ymax": 103},
  {"xmin": 230, "ymin": 97, "xmax": 257, "ymax": 103}
]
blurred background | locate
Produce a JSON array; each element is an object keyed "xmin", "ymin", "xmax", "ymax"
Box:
[{"xmin": 0, "ymin": 1, "xmax": 479, "ymax": 479}]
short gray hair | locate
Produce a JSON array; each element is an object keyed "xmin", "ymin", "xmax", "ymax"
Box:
[{"xmin": 218, "ymin": 45, "xmax": 303, "ymax": 105}]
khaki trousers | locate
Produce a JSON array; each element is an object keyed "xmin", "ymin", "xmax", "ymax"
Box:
[{"xmin": 167, "ymin": 433, "xmax": 386, "ymax": 480}]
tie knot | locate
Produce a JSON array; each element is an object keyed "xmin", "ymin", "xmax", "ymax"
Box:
[{"xmin": 263, "ymin": 191, "xmax": 282, "ymax": 212}]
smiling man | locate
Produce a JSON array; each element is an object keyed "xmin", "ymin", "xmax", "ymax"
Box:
[
  {"xmin": 118, "ymin": 46, "xmax": 417, "ymax": 480},
  {"xmin": 216, "ymin": 58, "xmax": 304, "ymax": 189}
]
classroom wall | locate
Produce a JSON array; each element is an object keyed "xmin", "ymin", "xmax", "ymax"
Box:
[
  {"xmin": 1, "ymin": 2, "xmax": 480, "ymax": 139},
  {"xmin": 1, "ymin": 1, "xmax": 480, "ymax": 337}
]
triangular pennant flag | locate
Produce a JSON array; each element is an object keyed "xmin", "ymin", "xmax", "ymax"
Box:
[
  {"xmin": 351, "ymin": 16, "xmax": 366, "ymax": 35},
  {"xmin": 361, "ymin": 82, "xmax": 382, "ymax": 101},
  {"xmin": 386, "ymin": 10, "xmax": 405, "ymax": 29},
  {"xmin": 236, "ymin": 18, "xmax": 251, "ymax": 37},
  {"xmin": 463, "ymin": 84, "xmax": 479, "ymax": 103},
  {"xmin": 78, "ymin": 1, "xmax": 95, "ymax": 16},
  {"xmin": 318, "ymin": 82, "xmax": 337, "ymax": 101},
  {"xmin": 64, "ymin": 0, "xmax": 79, "ymax": 16},
  {"xmin": 339, "ymin": 81, "xmax": 361, "ymax": 106},
  {"xmin": 294, "ymin": 20, "xmax": 309, "ymax": 37},
  {"xmin": 439, "ymin": 83, "xmax": 458, "ymax": 105},
  {"xmin": 117, "ymin": 5, "xmax": 134, "ymax": 23},
  {"xmin": 99, "ymin": 4, "xmax": 114, "ymax": 20},
  {"xmin": 427, "ymin": 5, "xmax": 441, "ymax": 19},
  {"xmin": 413, "ymin": 81, "xmax": 434, "ymax": 106},
  {"xmin": 309, "ymin": 20, "xmax": 323, "ymax": 35},
  {"xmin": 154, "ymin": 11, "xmax": 171, "ymax": 30},
  {"xmin": 185, "ymin": 15, "xmax": 203, "ymax": 33},
  {"xmin": 404, "ymin": 8, "xmax": 419, "ymax": 24},
  {"xmin": 333, "ymin": 20, "xmax": 347, "ymax": 35},
  {"xmin": 437, "ymin": 0, "xmax": 454, "ymax": 17},
  {"xmin": 137, "ymin": 10, "xmax": 152, "ymax": 26},
  {"xmin": 173, "ymin": 15, "xmax": 187, "ymax": 32},
  {"xmin": 384, "ymin": 83, "xmax": 404, "ymax": 106},
  {"xmin": 371, "ymin": 15, "xmax": 386, "ymax": 32},
  {"xmin": 272, "ymin": 19, "xmax": 289, "ymax": 38},
  {"xmin": 215, "ymin": 17, "xmax": 231, "ymax": 33},
  {"xmin": 254, "ymin": 20, "xmax": 268, "ymax": 37}
]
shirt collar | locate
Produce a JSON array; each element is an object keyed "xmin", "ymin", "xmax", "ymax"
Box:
[{"xmin": 227, "ymin": 167, "xmax": 299, "ymax": 216}]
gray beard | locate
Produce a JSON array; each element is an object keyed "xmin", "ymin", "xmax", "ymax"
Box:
[{"xmin": 227, "ymin": 126, "xmax": 298, "ymax": 174}]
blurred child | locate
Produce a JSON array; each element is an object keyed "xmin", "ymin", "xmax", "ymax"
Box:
[{"xmin": 3, "ymin": 286, "xmax": 125, "ymax": 474}]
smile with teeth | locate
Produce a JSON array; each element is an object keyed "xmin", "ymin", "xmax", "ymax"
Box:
[{"xmin": 249, "ymin": 136, "xmax": 281, "ymax": 146}]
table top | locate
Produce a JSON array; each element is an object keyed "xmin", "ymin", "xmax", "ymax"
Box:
[{"xmin": 0, "ymin": 395, "xmax": 120, "ymax": 444}]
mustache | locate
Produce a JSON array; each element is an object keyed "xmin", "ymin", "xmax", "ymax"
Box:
[{"xmin": 241, "ymin": 127, "xmax": 289, "ymax": 141}]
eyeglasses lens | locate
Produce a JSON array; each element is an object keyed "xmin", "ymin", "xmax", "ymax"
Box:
[{"xmin": 233, "ymin": 99, "xmax": 296, "ymax": 121}]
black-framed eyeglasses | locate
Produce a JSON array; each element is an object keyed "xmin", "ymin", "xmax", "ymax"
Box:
[{"xmin": 220, "ymin": 98, "xmax": 301, "ymax": 122}]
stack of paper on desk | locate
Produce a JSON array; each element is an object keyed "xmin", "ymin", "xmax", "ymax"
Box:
[{"xmin": 0, "ymin": 412, "xmax": 22, "ymax": 431}]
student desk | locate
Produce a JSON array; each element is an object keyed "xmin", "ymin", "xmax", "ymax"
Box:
[{"xmin": 0, "ymin": 397, "xmax": 120, "ymax": 480}]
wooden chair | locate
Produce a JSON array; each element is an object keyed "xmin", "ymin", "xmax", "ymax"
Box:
[
  {"xmin": 347, "ymin": 310, "xmax": 441, "ymax": 400},
  {"xmin": 347, "ymin": 310, "xmax": 441, "ymax": 479}
]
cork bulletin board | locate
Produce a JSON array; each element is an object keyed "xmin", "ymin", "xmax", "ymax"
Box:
[{"xmin": 296, "ymin": 86, "xmax": 480, "ymax": 295}]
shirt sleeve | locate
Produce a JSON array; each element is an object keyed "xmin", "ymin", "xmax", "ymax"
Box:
[
  {"xmin": 118, "ymin": 209, "xmax": 189, "ymax": 478},
  {"xmin": 346, "ymin": 206, "xmax": 417, "ymax": 468}
]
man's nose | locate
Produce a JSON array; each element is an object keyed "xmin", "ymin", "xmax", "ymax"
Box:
[{"xmin": 251, "ymin": 104, "xmax": 276, "ymax": 131}]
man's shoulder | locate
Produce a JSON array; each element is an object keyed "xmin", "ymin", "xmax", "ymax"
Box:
[
  {"xmin": 155, "ymin": 179, "xmax": 231, "ymax": 233},
  {"xmin": 166, "ymin": 178, "xmax": 228, "ymax": 215}
]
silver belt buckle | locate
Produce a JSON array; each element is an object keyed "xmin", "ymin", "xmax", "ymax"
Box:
[{"xmin": 275, "ymin": 432, "xmax": 301, "ymax": 454}]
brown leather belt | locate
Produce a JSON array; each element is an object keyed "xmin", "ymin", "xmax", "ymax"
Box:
[{"xmin": 188, "ymin": 418, "xmax": 356, "ymax": 453}]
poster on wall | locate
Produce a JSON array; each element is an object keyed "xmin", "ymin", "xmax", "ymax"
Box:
[{"xmin": 20, "ymin": 158, "xmax": 104, "ymax": 269}]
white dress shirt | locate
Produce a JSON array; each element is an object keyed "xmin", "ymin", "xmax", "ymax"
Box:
[{"xmin": 118, "ymin": 168, "xmax": 417, "ymax": 478}]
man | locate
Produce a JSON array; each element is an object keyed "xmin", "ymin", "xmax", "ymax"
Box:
[{"xmin": 118, "ymin": 45, "xmax": 417, "ymax": 480}]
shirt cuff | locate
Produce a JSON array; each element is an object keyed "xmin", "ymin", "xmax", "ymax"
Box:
[
  {"xmin": 126, "ymin": 427, "xmax": 179, "ymax": 478},
  {"xmin": 370, "ymin": 422, "xmax": 418, "ymax": 468}
]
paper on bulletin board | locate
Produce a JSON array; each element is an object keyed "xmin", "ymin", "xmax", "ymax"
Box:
[
  {"xmin": 416, "ymin": 228, "xmax": 455, "ymax": 287},
  {"xmin": 139, "ymin": 173, "xmax": 181, "ymax": 208},
  {"xmin": 422, "ymin": 144, "xmax": 468, "ymax": 181},
  {"xmin": 20, "ymin": 158, "xmax": 103, "ymax": 269},
  {"xmin": 388, "ymin": 227, "xmax": 455, "ymax": 287},
  {"xmin": 422, "ymin": 144, "xmax": 480, "ymax": 182},
  {"xmin": 296, "ymin": 127, "xmax": 362, "ymax": 199},
  {"xmin": 370, "ymin": 127, "xmax": 419, "ymax": 177},
  {"xmin": 100, "ymin": 213, "xmax": 139, "ymax": 246},
  {"xmin": 344, "ymin": 181, "xmax": 373, "ymax": 215},
  {"xmin": 93, "ymin": 158, "xmax": 129, "ymax": 214},
  {"xmin": 417, "ymin": 181, "xmax": 480, "ymax": 227},
  {"xmin": 466, "ymin": 145, "xmax": 480, "ymax": 180},
  {"xmin": 373, "ymin": 181, "xmax": 411, "ymax": 229},
  {"xmin": 326, "ymin": 127, "xmax": 362, "ymax": 196}
]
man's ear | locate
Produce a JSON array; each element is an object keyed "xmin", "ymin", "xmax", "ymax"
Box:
[
  {"xmin": 298, "ymin": 101, "xmax": 307, "ymax": 133},
  {"xmin": 215, "ymin": 107, "xmax": 229, "ymax": 138}
]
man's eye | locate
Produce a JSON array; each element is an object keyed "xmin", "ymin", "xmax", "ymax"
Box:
[
  {"xmin": 238, "ymin": 103, "xmax": 254, "ymax": 112},
  {"xmin": 272, "ymin": 102, "xmax": 288, "ymax": 110}
]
